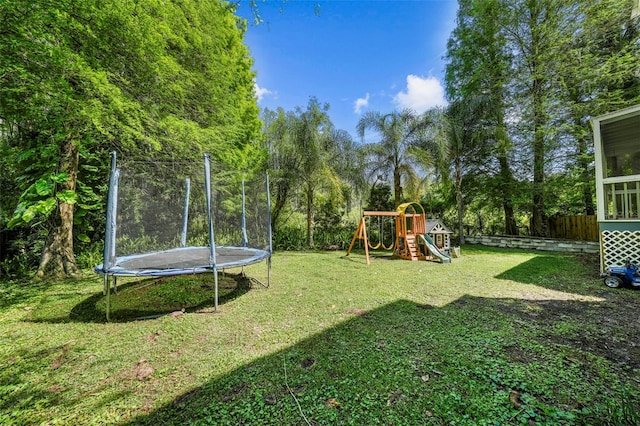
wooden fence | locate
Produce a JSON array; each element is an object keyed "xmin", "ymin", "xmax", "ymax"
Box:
[{"xmin": 547, "ymin": 215, "xmax": 598, "ymax": 242}]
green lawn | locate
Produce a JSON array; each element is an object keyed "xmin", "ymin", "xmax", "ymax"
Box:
[{"xmin": 1, "ymin": 246, "xmax": 639, "ymax": 425}]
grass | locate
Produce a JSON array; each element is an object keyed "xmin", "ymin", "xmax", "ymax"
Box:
[{"xmin": 1, "ymin": 245, "xmax": 639, "ymax": 425}]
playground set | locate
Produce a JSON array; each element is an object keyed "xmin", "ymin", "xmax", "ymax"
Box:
[{"xmin": 346, "ymin": 202, "xmax": 451, "ymax": 265}]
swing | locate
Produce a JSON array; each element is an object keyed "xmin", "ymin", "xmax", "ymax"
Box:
[
  {"xmin": 367, "ymin": 216, "xmax": 382, "ymax": 250},
  {"xmin": 366, "ymin": 216, "xmax": 394, "ymax": 250},
  {"xmin": 346, "ymin": 210, "xmax": 400, "ymax": 265},
  {"xmin": 381, "ymin": 218, "xmax": 395, "ymax": 250}
]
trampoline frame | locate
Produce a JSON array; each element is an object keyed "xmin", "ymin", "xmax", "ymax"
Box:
[{"xmin": 94, "ymin": 152, "xmax": 273, "ymax": 321}]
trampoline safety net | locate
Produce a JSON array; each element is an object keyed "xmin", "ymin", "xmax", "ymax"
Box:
[{"xmin": 95, "ymin": 152, "xmax": 272, "ymax": 276}]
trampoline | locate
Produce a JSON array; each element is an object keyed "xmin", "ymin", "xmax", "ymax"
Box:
[
  {"xmin": 99, "ymin": 246, "xmax": 270, "ymax": 276},
  {"xmin": 94, "ymin": 152, "xmax": 272, "ymax": 320}
]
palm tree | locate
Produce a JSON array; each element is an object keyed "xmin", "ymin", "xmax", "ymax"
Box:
[
  {"xmin": 262, "ymin": 107, "xmax": 301, "ymax": 234},
  {"xmin": 293, "ymin": 97, "xmax": 362, "ymax": 248},
  {"xmin": 424, "ymin": 97, "xmax": 491, "ymax": 244},
  {"xmin": 357, "ymin": 109, "xmax": 444, "ymax": 207},
  {"xmin": 265, "ymin": 100, "xmax": 364, "ymax": 248}
]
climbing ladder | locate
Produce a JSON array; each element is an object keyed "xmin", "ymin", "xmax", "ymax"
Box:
[{"xmin": 403, "ymin": 234, "xmax": 420, "ymax": 260}]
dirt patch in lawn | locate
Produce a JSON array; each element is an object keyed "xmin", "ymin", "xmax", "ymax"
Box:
[{"xmin": 494, "ymin": 292, "xmax": 640, "ymax": 372}]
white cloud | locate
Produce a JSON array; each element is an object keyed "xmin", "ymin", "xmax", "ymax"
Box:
[
  {"xmin": 354, "ymin": 93, "xmax": 370, "ymax": 114},
  {"xmin": 393, "ymin": 75, "xmax": 446, "ymax": 113},
  {"xmin": 254, "ymin": 81, "xmax": 273, "ymax": 102}
]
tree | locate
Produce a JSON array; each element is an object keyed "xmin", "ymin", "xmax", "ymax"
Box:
[
  {"xmin": 357, "ymin": 109, "xmax": 443, "ymax": 208},
  {"xmin": 263, "ymin": 100, "xmax": 364, "ymax": 248},
  {"xmin": 444, "ymin": 0, "xmax": 640, "ymax": 237},
  {"xmin": 262, "ymin": 107, "xmax": 302, "ymax": 233},
  {"xmin": 505, "ymin": 0, "xmax": 639, "ymax": 234},
  {"xmin": 1, "ymin": 0, "xmax": 140, "ymax": 276},
  {"xmin": 554, "ymin": 0, "xmax": 640, "ymax": 215},
  {"xmin": 366, "ymin": 184, "xmax": 394, "ymax": 212},
  {"xmin": 517, "ymin": 0, "xmax": 561, "ymax": 236},
  {"xmin": 0, "ymin": 0, "xmax": 261, "ymax": 276},
  {"xmin": 328, "ymin": 128, "xmax": 368, "ymax": 215},
  {"xmin": 292, "ymin": 98, "xmax": 347, "ymax": 248},
  {"xmin": 425, "ymin": 97, "xmax": 492, "ymax": 244},
  {"xmin": 445, "ymin": 0, "xmax": 518, "ymax": 236}
]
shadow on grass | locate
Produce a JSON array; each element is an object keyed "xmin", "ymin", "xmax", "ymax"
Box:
[
  {"xmin": 1, "ymin": 337, "xmax": 137, "ymax": 425},
  {"xmin": 0, "ymin": 340, "xmax": 88, "ymax": 419},
  {"xmin": 119, "ymin": 295, "xmax": 640, "ymax": 426},
  {"xmin": 27, "ymin": 273, "xmax": 252, "ymax": 323}
]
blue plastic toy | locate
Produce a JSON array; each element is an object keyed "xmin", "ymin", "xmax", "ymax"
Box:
[{"xmin": 603, "ymin": 260, "xmax": 640, "ymax": 288}]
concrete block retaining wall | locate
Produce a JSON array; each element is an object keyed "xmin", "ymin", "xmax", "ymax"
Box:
[{"xmin": 465, "ymin": 235, "xmax": 599, "ymax": 254}]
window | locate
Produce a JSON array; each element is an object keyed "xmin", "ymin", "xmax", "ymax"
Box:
[
  {"xmin": 593, "ymin": 105, "xmax": 640, "ymax": 222},
  {"xmin": 602, "ymin": 115, "xmax": 640, "ymax": 178},
  {"xmin": 605, "ymin": 181, "xmax": 640, "ymax": 219}
]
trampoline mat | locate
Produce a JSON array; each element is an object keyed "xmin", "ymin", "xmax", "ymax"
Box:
[{"xmin": 96, "ymin": 246, "xmax": 269, "ymax": 276}]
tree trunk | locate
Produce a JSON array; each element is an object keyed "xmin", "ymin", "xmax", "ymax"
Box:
[
  {"xmin": 306, "ymin": 182, "xmax": 314, "ymax": 248},
  {"xmin": 393, "ymin": 168, "xmax": 402, "ymax": 208},
  {"xmin": 498, "ymin": 155, "xmax": 518, "ymax": 235},
  {"xmin": 455, "ymin": 158, "xmax": 465, "ymax": 245},
  {"xmin": 577, "ymin": 133, "xmax": 595, "ymax": 216},
  {"xmin": 531, "ymin": 94, "xmax": 546, "ymax": 237},
  {"xmin": 583, "ymin": 185, "xmax": 595, "ymax": 216},
  {"xmin": 36, "ymin": 139, "xmax": 79, "ymax": 278},
  {"xmin": 504, "ymin": 204, "xmax": 518, "ymax": 235},
  {"xmin": 530, "ymin": 6, "xmax": 547, "ymax": 238},
  {"xmin": 271, "ymin": 182, "xmax": 290, "ymax": 235}
]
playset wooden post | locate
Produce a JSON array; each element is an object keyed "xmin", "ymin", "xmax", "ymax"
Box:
[{"xmin": 346, "ymin": 216, "xmax": 371, "ymax": 265}]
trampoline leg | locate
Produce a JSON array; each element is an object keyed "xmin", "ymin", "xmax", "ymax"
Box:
[
  {"xmin": 214, "ymin": 268, "xmax": 218, "ymax": 313},
  {"xmin": 103, "ymin": 274, "xmax": 108, "ymax": 296},
  {"xmin": 106, "ymin": 276, "xmax": 112, "ymax": 322}
]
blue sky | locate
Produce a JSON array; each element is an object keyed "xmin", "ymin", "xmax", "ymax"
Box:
[{"xmin": 236, "ymin": 0, "xmax": 459, "ymax": 141}]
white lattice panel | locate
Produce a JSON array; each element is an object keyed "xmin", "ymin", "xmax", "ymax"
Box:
[{"xmin": 601, "ymin": 230, "xmax": 640, "ymax": 269}]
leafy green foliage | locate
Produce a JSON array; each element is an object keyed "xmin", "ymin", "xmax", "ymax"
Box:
[
  {"xmin": 0, "ymin": 0, "xmax": 262, "ymax": 274},
  {"xmin": 366, "ymin": 184, "xmax": 394, "ymax": 212},
  {"xmin": 443, "ymin": 0, "xmax": 640, "ymax": 236},
  {"xmin": 8, "ymin": 175, "xmax": 68, "ymax": 228},
  {"xmin": 357, "ymin": 109, "xmax": 445, "ymax": 208},
  {"xmin": 263, "ymin": 99, "xmax": 362, "ymax": 248}
]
